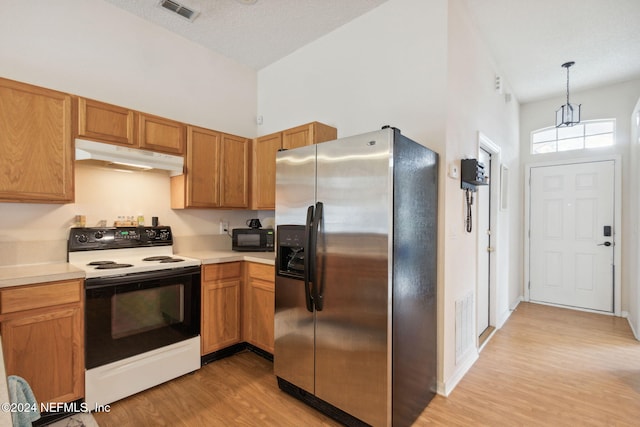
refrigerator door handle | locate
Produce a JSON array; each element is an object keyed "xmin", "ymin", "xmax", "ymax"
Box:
[
  {"xmin": 311, "ymin": 201, "xmax": 324, "ymax": 311},
  {"xmin": 303, "ymin": 205, "xmax": 315, "ymax": 312}
]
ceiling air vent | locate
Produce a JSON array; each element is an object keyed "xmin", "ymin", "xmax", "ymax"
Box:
[{"xmin": 158, "ymin": 0, "xmax": 200, "ymax": 22}]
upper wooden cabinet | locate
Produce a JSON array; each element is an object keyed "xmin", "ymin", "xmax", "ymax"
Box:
[
  {"xmin": 251, "ymin": 132, "xmax": 282, "ymax": 210},
  {"xmin": 138, "ymin": 113, "xmax": 185, "ymax": 155},
  {"xmin": 220, "ymin": 133, "xmax": 250, "ymax": 209},
  {"xmin": 171, "ymin": 126, "xmax": 249, "ymax": 209},
  {"xmin": 184, "ymin": 126, "xmax": 220, "ymax": 208},
  {"xmin": 77, "ymin": 97, "xmax": 136, "ymax": 147},
  {"xmin": 76, "ymin": 97, "xmax": 185, "ymax": 155},
  {"xmin": 0, "ymin": 78, "xmax": 74, "ymax": 203},
  {"xmin": 282, "ymin": 121, "xmax": 337, "ymax": 150},
  {"xmin": 250, "ymin": 122, "xmax": 336, "ymax": 210}
]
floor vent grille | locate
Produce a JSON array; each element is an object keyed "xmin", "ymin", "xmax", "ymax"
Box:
[{"xmin": 158, "ymin": 0, "xmax": 199, "ymax": 22}]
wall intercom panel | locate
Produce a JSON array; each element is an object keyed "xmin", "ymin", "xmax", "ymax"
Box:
[{"xmin": 460, "ymin": 159, "xmax": 488, "ymax": 191}]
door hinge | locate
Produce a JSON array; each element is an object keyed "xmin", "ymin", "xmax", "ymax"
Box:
[{"xmin": 528, "ymin": 281, "xmax": 531, "ymax": 290}]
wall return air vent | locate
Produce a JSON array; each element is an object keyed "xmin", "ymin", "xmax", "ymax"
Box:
[{"xmin": 158, "ymin": 0, "xmax": 200, "ymax": 22}]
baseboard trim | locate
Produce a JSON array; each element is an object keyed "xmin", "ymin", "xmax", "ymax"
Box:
[
  {"xmin": 201, "ymin": 342, "xmax": 273, "ymax": 365},
  {"xmin": 625, "ymin": 314, "xmax": 639, "ymax": 341},
  {"xmin": 496, "ymin": 298, "xmax": 520, "ymax": 329},
  {"xmin": 438, "ymin": 351, "xmax": 479, "ymax": 397}
]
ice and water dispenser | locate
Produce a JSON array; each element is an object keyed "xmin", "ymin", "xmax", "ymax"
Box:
[{"xmin": 276, "ymin": 225, "xmax": 305, "ymax": 279}]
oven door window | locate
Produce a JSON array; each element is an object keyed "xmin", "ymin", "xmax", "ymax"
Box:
[
  {"xmin": 85, "ymin": 269, "xmax": 200, "ymax": 369},
  {"xmin": 111, "ymin": 284, "xmax": 184, "ymax": 339}
]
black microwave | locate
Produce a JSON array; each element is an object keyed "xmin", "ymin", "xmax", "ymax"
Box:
[{"xmin": 232, "ymin": 228, "xmax": 275, "ymax": 252}]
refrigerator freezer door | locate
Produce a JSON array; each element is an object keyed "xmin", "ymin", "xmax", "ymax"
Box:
[
  {"xmin": 314, "ymin": 129, "xmax": 392, "ymax": 427},
  {"xmin": 274, "ymin": 144, "xmax": 317, "ymax": 393},
  {"xmin": 275, "ymin": 144, "xmax": 317, "ymax": 227}
]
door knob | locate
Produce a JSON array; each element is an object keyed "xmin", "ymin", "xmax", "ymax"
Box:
[{"xmin": 597, "ymin": 241, "xmax": 612, "ymax": 247}]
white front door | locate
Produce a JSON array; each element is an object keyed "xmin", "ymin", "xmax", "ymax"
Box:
[{"xmin": 529, "ymin": 160, "xmax": 615, "ymax": 312}]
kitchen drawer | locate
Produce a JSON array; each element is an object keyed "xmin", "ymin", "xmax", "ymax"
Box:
[
  {"xmin": 247, "ymin": 263, "xmax": 274, "ymax": 283},
  {"xmin": 0, "ymin": 279, "xmax": 83, "ymax": 314},
  {"xmin": 202, "ymin": 262, "xmax": 241, "ymax": 282}
]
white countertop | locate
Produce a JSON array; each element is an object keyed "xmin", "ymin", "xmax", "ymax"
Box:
[
  {"xmin": 0, "ymin": 251, "xmax": 274, "ymax": 288},
  {"xmin": 178, "ymin": 250, "xmax": 275, "ymax": 266},
  {"xmin": 0, "ymin": 263, "xmax": 85, "ymax": 288}
]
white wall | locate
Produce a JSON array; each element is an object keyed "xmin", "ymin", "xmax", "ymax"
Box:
[
  {"xmin": 258, "ymin": 0, "xmax": 522, "ymax": 395},
  {"xmin": 442, "ymin": 0, "xmax": 521, "ymax": 393},
  {"xmin": 257, "ymin": 0, "xmax": 448, "ymax": 148},
  {"xmin": 520, "ymin": 78, "xmax": 640, "ymax": 318},
  {"xmin": 0, "ymin": 0, "xmax": 256, "ymax": 136},
  {"xmin": 0, "ymin": 0, "xmax": 260, "ymax": 262}
]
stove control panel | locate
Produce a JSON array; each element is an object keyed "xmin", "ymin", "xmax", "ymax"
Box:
[{"xmin": 68, "ymin": 226, "xmax": 173, "ymax": 251}]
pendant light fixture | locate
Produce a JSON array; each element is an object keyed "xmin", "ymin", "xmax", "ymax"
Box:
[{"xmin": 556, "ymin": 61, "xmax": 581, "ymax": 127}]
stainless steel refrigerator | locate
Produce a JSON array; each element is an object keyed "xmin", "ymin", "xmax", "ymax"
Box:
[{"xmin": 274, "ymin": 127, "xmax": 438, "ymax": 427}]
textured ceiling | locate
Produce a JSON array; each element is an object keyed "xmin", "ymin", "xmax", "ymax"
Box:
[
  {"xmin": 463, "ymin": 0, "xmax": 640, "ymax": 102},
  {"xmin": 103, "ymin": 0, "xmax": 389, "ymax": 70},
  {"xmin": 104, "ymin": 0, "xmax": 640, "ymax": 103}
]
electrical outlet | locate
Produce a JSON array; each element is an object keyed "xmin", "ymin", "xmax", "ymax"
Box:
[{"xmin": 219, "ymin": 221, "xmax": 229, "ymax": 234}]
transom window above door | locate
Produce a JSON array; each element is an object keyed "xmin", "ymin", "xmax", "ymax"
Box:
[{"xmin": 531, "ymin": 119, "xmax": 616, "ymax": 154}]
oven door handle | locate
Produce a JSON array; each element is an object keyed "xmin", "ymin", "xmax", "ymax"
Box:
[{"xmin": 84, "ymin": 265, "xmax": 201, "ymax": 289}]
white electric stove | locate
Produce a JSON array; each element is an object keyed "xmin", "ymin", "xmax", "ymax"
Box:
[{"xmin": 68, "ymin": 226, "xmax": 202, "ymax": 407}]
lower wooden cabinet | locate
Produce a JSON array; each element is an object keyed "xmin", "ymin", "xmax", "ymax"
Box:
[
  {"xmin": 200, "ymin": 262, "xmax": 275, "ymax": 356},
  {"xmin": 244, "ymin": 263, "xmax": 275, "ymax": 354},
  {"xmin": 201, "ymin": 262, "xmax": 242, "ymax": 355},
  {"xmin": 0, "ymin": 279, "xmax": 84, "ymax": 404}
]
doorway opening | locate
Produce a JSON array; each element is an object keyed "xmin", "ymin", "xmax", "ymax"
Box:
[{"xmin": 477, "ymin": 133, "xmax": 500, "ymax": 350}]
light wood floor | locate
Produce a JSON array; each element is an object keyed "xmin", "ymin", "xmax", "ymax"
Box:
[{"xmin": 93, "ymin": 303, "xmax": 640, "ymax": 426}]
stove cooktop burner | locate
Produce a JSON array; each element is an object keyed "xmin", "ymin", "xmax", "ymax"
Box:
[
  {"xmin": 95, "ymin": 263, "xmax": 134, "ymax": 269},
  {"xmin": 88, "ymin": 261, "xmax": 116, "ymax": 266},
  {"xmin": 143, "ymin": 256, "xmax": 184, "ymax": 263},
  {"xmin": 142, "ymin": 256, "xmax": 172, "ymax": 261}
]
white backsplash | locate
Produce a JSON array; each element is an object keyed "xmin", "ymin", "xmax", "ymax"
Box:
[{"xmin": 0, "ymin": 163, "xmax": 273, "ymax": 266}]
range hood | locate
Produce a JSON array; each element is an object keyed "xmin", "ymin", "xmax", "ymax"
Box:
[{"xmin": 75, "ymin": 139, "xmax": 184, "ymax": 175}]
